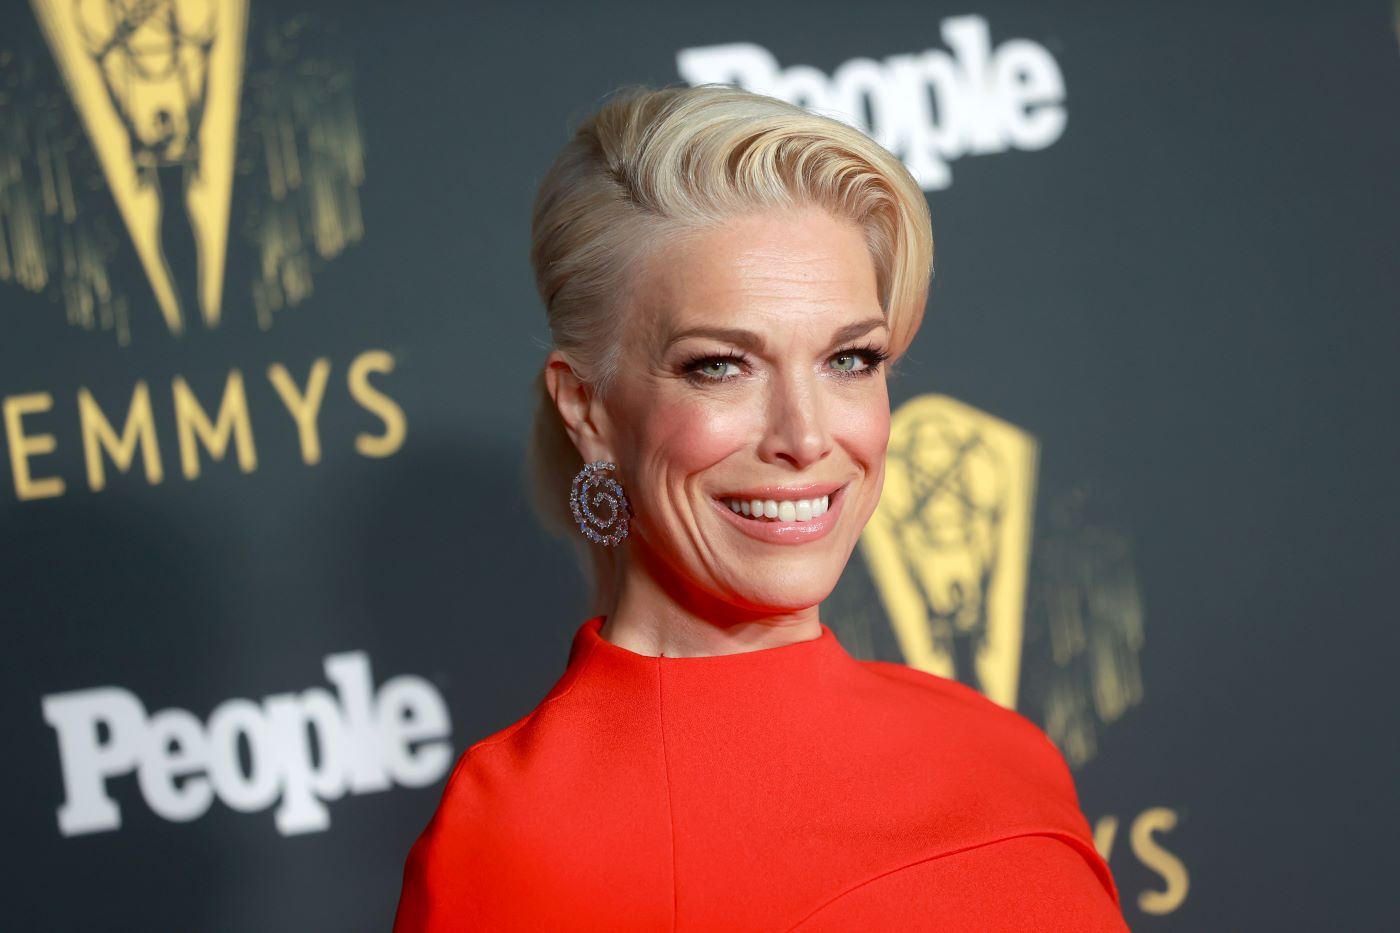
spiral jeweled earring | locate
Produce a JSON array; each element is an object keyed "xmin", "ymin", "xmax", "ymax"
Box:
[{"xmin": 569, "ymin": 460, "xmax": 631, "ymax": 546}]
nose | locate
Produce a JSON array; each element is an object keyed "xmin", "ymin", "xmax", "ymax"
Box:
[{"xmin": 756, "ymin": 367, "xmax": 833, "ymax": 470}]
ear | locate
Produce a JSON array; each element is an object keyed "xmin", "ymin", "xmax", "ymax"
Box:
[{"xmin": 544, "ymin": 350, "xmax": 615, "ymax": 463}]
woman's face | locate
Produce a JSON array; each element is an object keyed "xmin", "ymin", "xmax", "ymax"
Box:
[{"xmin": 594, "ymin": 205, "xmax": 893, "ymax": 613}]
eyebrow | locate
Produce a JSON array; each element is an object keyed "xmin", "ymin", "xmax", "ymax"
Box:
[{"xmin": 664, "ymin": 316, "xmax": 888, "ymax": 352}]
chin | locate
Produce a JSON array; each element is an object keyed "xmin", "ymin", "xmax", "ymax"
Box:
[{"xmin": 717, "ymin": 564, "xmax": 845, "ymax": 614}]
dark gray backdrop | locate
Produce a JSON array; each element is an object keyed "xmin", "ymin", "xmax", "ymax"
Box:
[{"xmin": 1, "ymin": 1, "xmax": 1396, "ymax": 930}]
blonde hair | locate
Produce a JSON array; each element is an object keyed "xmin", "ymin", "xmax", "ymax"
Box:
[{"xmin": 527, "ymin": 83, "xmax": 934, "ymax": 613}]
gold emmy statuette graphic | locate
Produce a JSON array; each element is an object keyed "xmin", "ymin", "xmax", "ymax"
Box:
[
  {"xmin": 31, "ymin": 0, "xmax": 249, "ymax": 336},
  {"xmin": 1, "ymin": 7, "xmax": 381, "ymax": 502},
  {"xmin": 858, "ymin": 393, "xmax": 1038, "ymax": 710}
]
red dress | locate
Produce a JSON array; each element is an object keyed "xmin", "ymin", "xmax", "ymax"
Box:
[{"xmin": 393, "ymin": 616, "xmax": 1128, "ymax": 931}]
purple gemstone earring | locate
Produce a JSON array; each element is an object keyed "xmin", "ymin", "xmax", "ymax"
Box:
[{"xmin": 569, "ymin": 461, "xmax": 631, "ymax": 546}]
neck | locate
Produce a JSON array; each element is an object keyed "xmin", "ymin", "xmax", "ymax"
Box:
[{"xmin": 599, "ymin": 538, "xmax": 822, "ymax": 658}]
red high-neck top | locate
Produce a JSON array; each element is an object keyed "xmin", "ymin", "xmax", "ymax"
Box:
[{"xmin": 393, "ymin": 616, "xmax": 1127, "ymax": 931}]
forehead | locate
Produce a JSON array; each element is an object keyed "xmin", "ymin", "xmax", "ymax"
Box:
[{"xmin": 627, "ymin": 207, "xmax": 883, "ymax": 345}]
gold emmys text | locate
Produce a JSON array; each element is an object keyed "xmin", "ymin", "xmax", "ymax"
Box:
[{"xmin": 1, "ymin": 349, "xmax": 405, "ymax": 501}]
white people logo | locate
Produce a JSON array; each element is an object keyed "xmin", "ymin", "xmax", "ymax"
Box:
[
  {"xmin": 42, "ymin": 652, "xmax": 453, "ymax": 837},
  {"xmin": 677, "ymin": 14, "xmax": 1067, "ymax": 191}
]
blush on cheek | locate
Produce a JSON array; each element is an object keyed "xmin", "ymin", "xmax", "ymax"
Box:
[
  {"xmin": 645, "ymin": 399, "xmax": 752, "ymax": 473},
  {"xmin": 832, "ymin": 391, "xmax": 891, "ymax": 462}
]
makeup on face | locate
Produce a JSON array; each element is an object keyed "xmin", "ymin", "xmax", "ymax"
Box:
[
  {"xmin": 709, "ymin": 481, "xmax": 851, "ymax": 545},
  {"xmin": 607, "ymin": 207, "xmax": 892, "ymax": 607}
]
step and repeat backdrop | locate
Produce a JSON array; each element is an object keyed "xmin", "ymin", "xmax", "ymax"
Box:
[{"xmin": 2, "ymin": 1, "xmax": 1395, "ymax": 930}]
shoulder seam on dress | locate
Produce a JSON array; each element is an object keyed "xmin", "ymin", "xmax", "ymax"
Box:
[{"xmin": 781, "ymin": 829, "xmax": 1119, "ymax": 931}]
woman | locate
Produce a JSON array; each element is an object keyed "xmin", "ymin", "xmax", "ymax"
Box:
[{"xmin": 393, "ymin": 84, "xmax": 1128, "ymax": 931}]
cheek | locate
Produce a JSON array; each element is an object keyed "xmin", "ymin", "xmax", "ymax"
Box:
[
  {"xmin": 856, "ymin": 407, "xmax": 891, "ymax": 462},
  {"xmin": 637, "ymin": 397, "xmax": 751, "ymax": 479},
  {"xmin": 832, "ymin": 387, "xmax": 890, "ymax": 526},
  {"xmin": 833, "ymin": 385, "xmax": 891, "ymax": 465}
]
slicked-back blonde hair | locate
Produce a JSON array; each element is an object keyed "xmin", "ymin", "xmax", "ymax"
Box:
[{"xmin": 527, "ymin": 83, "xmax": 934, "ymax": 613}]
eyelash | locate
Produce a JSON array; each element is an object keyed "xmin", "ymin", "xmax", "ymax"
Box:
[{"xmin": 682, "ymin": 342, "xmax": 891, "ymax": 385}]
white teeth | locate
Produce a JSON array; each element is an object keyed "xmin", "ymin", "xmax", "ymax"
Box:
[{"xmin": 723, "ymin": 493, "xmax": 834, "ymax": 523}]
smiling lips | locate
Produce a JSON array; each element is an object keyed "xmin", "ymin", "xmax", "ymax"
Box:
[
  {"xmin": 710, "ymin": 482, "xmax": 847, "ymax": 544},
  {"xmin": 723, "ymin": 495, "xmax": 830, "ymax": 522}
]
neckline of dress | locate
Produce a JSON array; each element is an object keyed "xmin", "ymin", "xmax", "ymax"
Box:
[
  {"xmin": 539, "ymin": 613, "xmax": 863, "ymax": 712},
  {"xmin": 568, "ymin": 614, "xmax": 848, "ymax": 670}
]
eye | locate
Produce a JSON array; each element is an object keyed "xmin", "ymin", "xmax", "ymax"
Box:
[
  {"xmin": 829, "ymin": 351, "xmax": 869, "ymax": 373},
  {"xmin": 684, "ymin": 354, "xmax": 747, "ymax": 383},
  {"xmin": 698, "ymin": 359, "xmax": 741, "ymax": 379},
  {"xmin": 827, "ymin": 344, "xmax": 889, "ymax": 377}
]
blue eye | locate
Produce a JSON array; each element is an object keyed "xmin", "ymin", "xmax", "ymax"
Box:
[
  {"xmin": 683, "ymin": 345, "xmax": 889, "ymax": 384},
  {"xmin": 697, "ymin": 359, "xmax": 741, "ymax": 379},
  {"xmin": 830, "ymin": 352, "xmax": 867, "ymax": 372},
  {"xmin": 685, "ymin": 354, "xmax": 746, "ymax": 383},
  {"xmin": 828, "ymin": 345, "xmax": 890, "ymax": 377}
]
